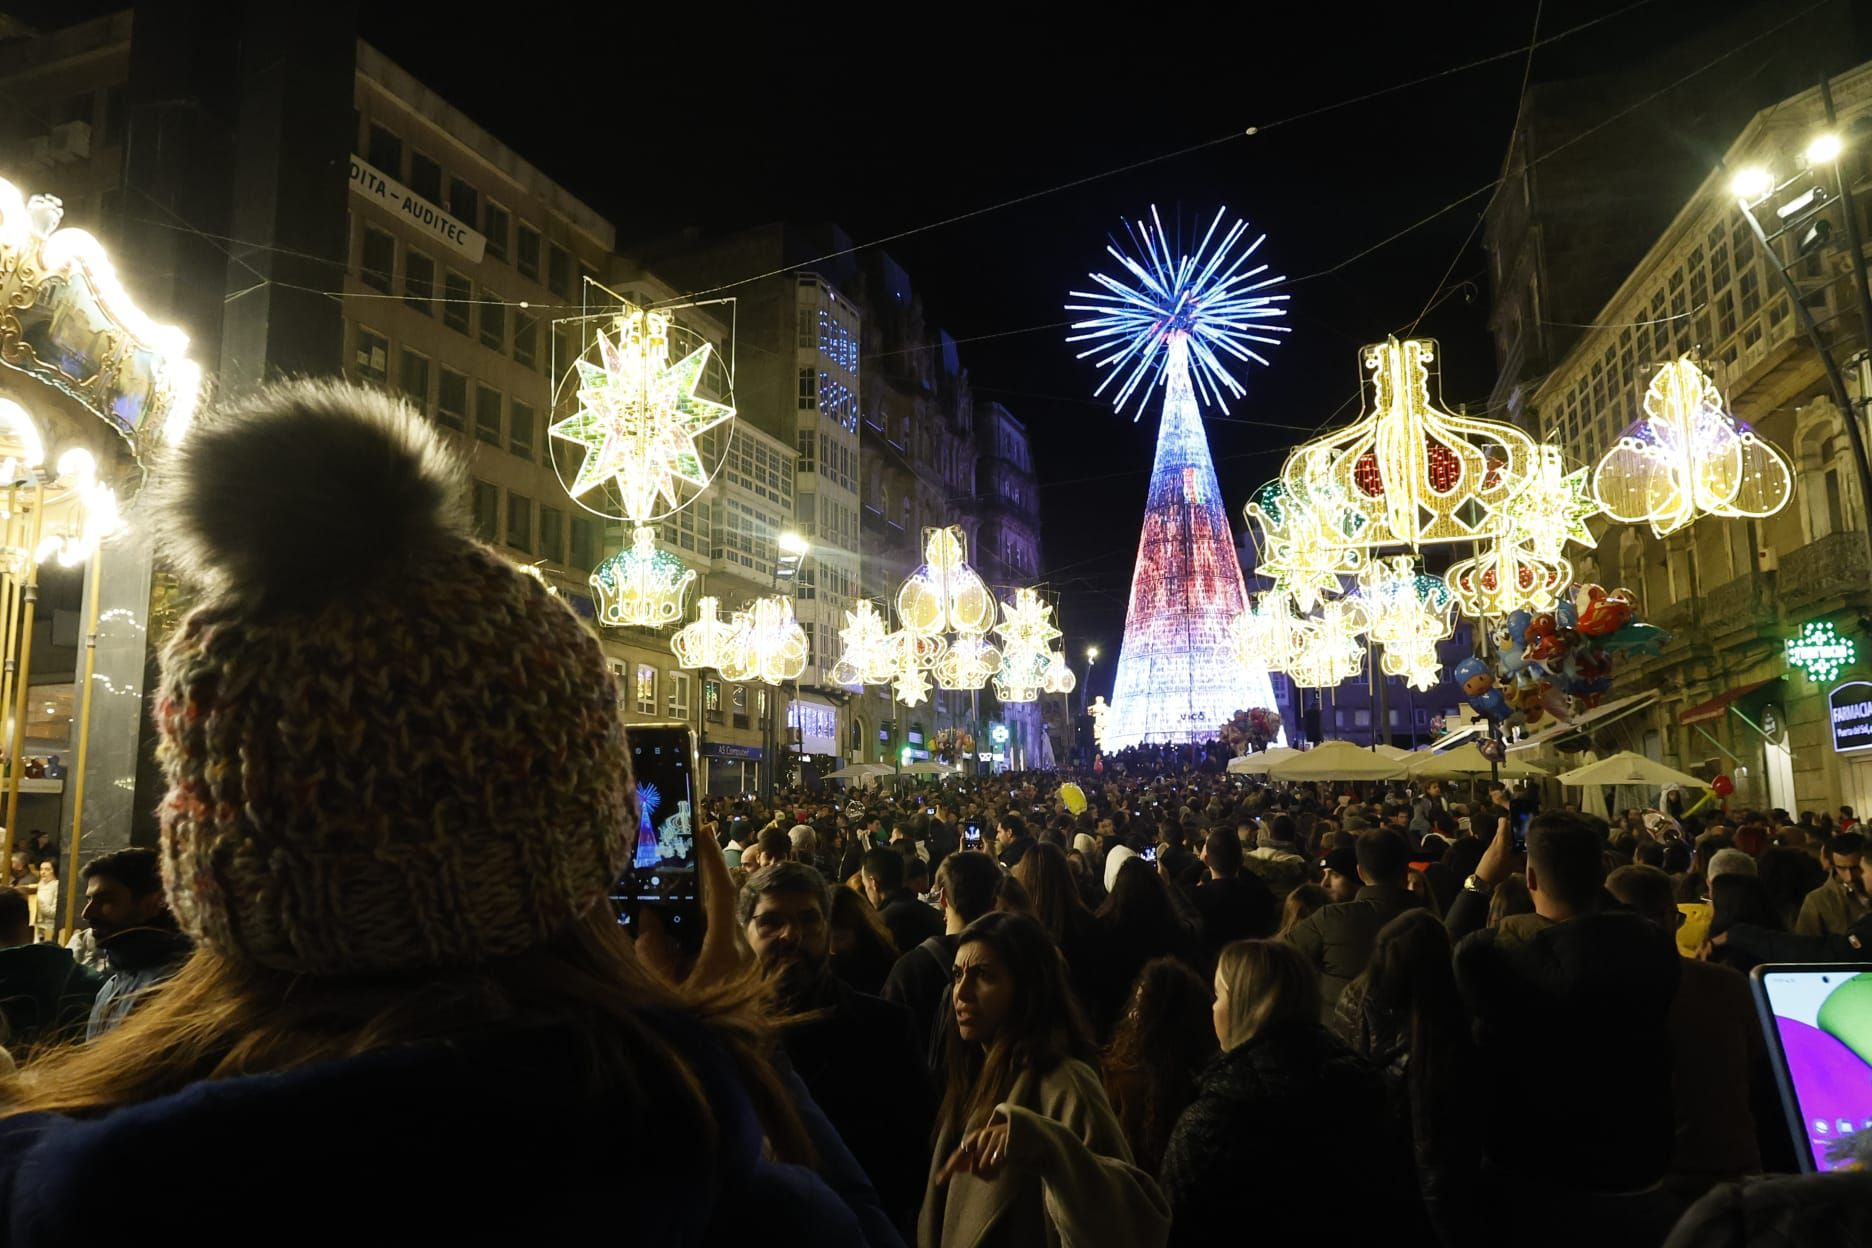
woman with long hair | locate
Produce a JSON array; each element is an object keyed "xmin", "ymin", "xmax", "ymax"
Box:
[
  {"xmin": 1275, "ymin": 883, "xmax": 1330, "ymax": 937},
  {"xmin": 1087, "ymin": 857, "xmax": 1197, "ymax": 1036},
  {"xmin": 923, "ymin": 912, "xmax": 1169, "ymax": 1247},
  {"xmin": 1160, "ymin": 940, "xmax": 1425, "ymax": 1246},
  {"xmin": 828, "ymin": 883, "xmax": 900, "ymax": 997},
  {"xmin": 1334, "ymin": 911, "xmax": 1479, "ymax": 1246},
  {"xmin": 1101, "ymin": 957, "xmax": 1217, "ymax": 1174},
  {"xmin": 0, "ymin": 383, "xmax": 894, "ymax": 1245},
  {"xmin": 1015, "ymin": 841, "xmax": 1104, "ymax": 1019}
]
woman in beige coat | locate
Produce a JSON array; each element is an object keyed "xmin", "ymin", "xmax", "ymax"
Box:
[{"xmin": 920, "ymin": 911, "xmax": 1169, "ymax": 1248}]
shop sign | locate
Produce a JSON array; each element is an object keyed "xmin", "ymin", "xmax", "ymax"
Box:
[
  {"xmin": 1787, "ymin": 620, "xmax": 1856, "ymax": 683},
  {"xmin": 1829, "ymin": 682, "xmax": 1872, "ymax": 753},
  {"xmin": 701, "ymin": 742, "xmax": 763, "ymax": 761},
  {"xmin": 348, "ymin": 155, "xmax": 487, "ymax": 262}
]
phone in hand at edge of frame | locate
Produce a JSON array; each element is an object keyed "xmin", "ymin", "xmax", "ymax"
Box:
[{"xmin": 612, "ymin": 723, "xmax": 703, "ymax": 953}]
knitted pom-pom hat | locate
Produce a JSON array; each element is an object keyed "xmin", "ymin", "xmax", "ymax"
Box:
[{"xmin": 149, "ymin": 380, "xmax": 631, "ymax": 975}]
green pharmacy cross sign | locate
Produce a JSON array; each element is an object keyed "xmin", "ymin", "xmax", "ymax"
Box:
[{"xmin": 1786, "ymin": 620, "xmax": 1857, "ymax": 683}]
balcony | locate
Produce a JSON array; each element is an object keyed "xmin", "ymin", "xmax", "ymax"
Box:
[
  {"xmin": 1778, "ymin": 529, "xmax": 1871, "ymax": 611},
  {"xmin": 1702, "ymin": 569, "xmax": 1777, "ymax": 639}
]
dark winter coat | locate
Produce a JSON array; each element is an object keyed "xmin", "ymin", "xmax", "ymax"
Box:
[
  {"xmin": 1158, "ymin": 1022, "xmax": 1428, "ymax": 1248},
  {"xmin": 87, "ymin": 926, "xmax": 192, "ymax": 1040},
  {"xmin": 1192, "ymin": 873, "xmax": 1275, "ymax": 967},
  {"xmin": 881, "ymin": 932, "xmax": 956, "ymax": 1070},
  {"xmin": 1662, "ymin": 1170, "xmax": 1872, "ymax": 1248},
  {"xmin": 782, "ymin": 973, "xmax": 930, "ymax": 1235},
  {"xmin": 1455, "ymin": 909, "xmax": 1682, "ymax": 1195},
  {"xmin": 0, "ymin": 1013, "xmax": 900, "ymax": 1247},
  {"xmin": 1284, "ymin": 882, "xmax": 1423, "ymax": 1018},
  {"xmin": 0, "ymin": 942, "xmax": 102, "ymax": 1049},
  {"xmin": 877, "ymin": 891, "xmax": 943, "ymax": 957}
]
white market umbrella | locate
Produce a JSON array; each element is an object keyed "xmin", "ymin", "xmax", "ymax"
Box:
[
  {"xmin": 1267, "ymin": 740, "xmax": 1407, "ymax": 782},
  {"xmin": 901, "ymin": 760, "xmax": 961, "ymax": 776},
  {"xmin": 1227, "ymin": 747, "xmax": 1302, "ymax": 775},
  {"xmin": 1554, "ymin": 751, "xmax": 1709, "ymax": 789},
  {"xmin": 1405, "ymin": 742, "xmax": 1549, "ymax": 780},
  {"xmin": 1371, "ymin": 744, "xmax": 1415, "ymax": 761},
  {"xmin": 825, "ymin": 763, "xmax": 895, "ymax": 780}
]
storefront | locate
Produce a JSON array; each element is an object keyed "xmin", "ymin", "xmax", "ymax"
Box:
[
  {"xmin": 1827, "ymin": 681, "xmax": 1872, "ymax": 815},
  {"xmin": 700, "ymin": 741, "xmax": 762, "ymax": 798}
]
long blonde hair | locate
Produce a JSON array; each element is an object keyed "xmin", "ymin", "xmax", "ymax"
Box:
[
  {"xmin": 1214, "ymin": 939, "xmax": 1319, "ymax": 1050},
  {"xmin": 0, "ymin": 908, "xmax": 810, "ymax": 1163}
]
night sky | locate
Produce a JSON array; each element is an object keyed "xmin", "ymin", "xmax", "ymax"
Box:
[{"xmin": 33, "ymin": 0, "xmax": 1765, "ymax": 703}]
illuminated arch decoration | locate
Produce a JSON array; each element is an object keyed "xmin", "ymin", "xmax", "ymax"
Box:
[
  {"xmin": 0, "ymin": 180, "xmax": 202, "ymax": 449},
  {"xmin": 1065, "ymin": 206, "xmax": 1285, "ymax": 749},
  {"xmin": 1592, "ymin": 357, "xmax": 1793, "ymax": 538},
  {"xmin": 590, "ymin": 525, "xmax": 697, "ymax": 628}
]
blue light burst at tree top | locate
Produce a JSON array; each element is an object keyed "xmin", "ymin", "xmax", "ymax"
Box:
[{"xmin": 1066, "ymin": 205, "xmax": 1289, "ymax": 418}]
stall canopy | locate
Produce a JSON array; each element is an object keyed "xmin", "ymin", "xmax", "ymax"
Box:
[
  {"xmin": 1227, "ymin": 746, "xmax": 1301, "ymax": 775},
  {"xmin": 1678, "ymin": 678, "xmax": 1781, "ymax": 725},
  {"xmin": 1266, "ymin": 740, "xmax": 1407, "ymax": 782},
  {"xmin": 1507, "ymin": 691, "xmax": 1661, "ymax": 753},
  {"xmin": 825, "ymin": 763, "xmax": 895, "ymax": 780},
  {"xmin": 900, "ymin": 760, "xmax": 960, "ymax": 776},
  {"xmin": 1555, "ymin": 751, "xmax": 1709, "ymax": 789},
  {"xmin": 1405, "ymin": 743, "xmax": 1549, "ymax": 780}
]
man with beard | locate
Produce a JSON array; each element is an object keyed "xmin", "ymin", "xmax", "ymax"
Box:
[
  {"xmin": 81, "ymin": 848, "xmax": 192, "ymax": 1040},
  {"xmin": 738, "ymin": 862, "xmax": 928, "ymax": 1234}
]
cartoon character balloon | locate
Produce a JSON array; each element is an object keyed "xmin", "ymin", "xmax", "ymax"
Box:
[{"xmin": 1455, "ymin": 655, "xmax": 1515, "ymax": 723}]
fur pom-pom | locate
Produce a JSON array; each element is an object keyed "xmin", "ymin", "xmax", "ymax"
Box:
[{"xmin": 150, "ymin": 379, "xmax": 469, "ymax": 609}]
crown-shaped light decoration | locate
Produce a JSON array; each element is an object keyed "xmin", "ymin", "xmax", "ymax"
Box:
[
  {"xmin": 0, "ymin": 180, "xmax": 201, "ymax": 449},
  {"xmin": 590, "ymin": 525, "xmax": 696, "ymax": 628},
  {"xmin": 671, "ymin": 596, "xmax": 743, "ymax": 672},
  {"xmin": 551, "ymin": 303, "xmax": 734, "ymax": 521},
  {"xmin": 1592, "ymin": 356, "xmax": 1793, "ymax": 538},
  {"xmin": 898, "ymin": 526, "xmax": 995, "ymax": 637}
]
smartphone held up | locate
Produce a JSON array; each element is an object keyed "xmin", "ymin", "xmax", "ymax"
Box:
[{"xmin": 612, "ymin": 723, "xmax": 703, "ymax": 952}]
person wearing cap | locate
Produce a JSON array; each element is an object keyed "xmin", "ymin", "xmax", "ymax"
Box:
[
  {"xmin": 0, "ymin": 382, "xmax": 895, "ymax": 1246},
  {"xmin": 1317, "ymin": 847, "xmax": 1361, "ymax": 905}
]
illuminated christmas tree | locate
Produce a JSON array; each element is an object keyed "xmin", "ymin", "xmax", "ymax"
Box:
[{"xmin": 1066, "ymin": 207, "xmax": 1287, "ymax": 749}]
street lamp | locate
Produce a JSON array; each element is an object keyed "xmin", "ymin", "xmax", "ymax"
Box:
[
  {"xmin": 1729, "ymin": 79, "xmax": 1872, "ymax": 588},
  {"xmin": 761, "ymin": 529, "xmax": 811, "ymax": 803}
]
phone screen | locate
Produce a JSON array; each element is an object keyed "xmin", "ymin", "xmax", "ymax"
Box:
[
  {"xmin": 1141, "ymin": 846, "xmax": 1158, "ymax": 864},
  {"xmin": 1512, "ymin": 811, "xmax": 1531, "ymax": 854},
  {"xmin": 1752, "ymin": 965, "xmax": 1872, "ymax": 1172},
  {"xmin": 612, "ymin": 724, "xmax": 699, "ymax": 937},
  {"xmin": 964, "ymin": 822, "xmax": 983, "ymax": 847}
]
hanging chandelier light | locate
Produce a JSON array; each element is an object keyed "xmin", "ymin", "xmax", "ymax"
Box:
[
  {"xmin": 590, "ymin": 525, "xmax": 697, "ymax": 628},
  {"xmin": 671, "ymin": 595, "xmax": 743, "ymax": 672}
]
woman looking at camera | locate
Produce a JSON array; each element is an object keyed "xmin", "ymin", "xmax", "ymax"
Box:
[{"xmin": 922, "ymin": 912, "xmax": 1169, "ymax": 1247}]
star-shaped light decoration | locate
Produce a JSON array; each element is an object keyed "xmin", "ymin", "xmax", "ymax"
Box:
[
  {"xmin": 550, "ymin": 305, "xmax": 735, "ymax": 521},
  {"xmin": 832, "ymin": 600, "xmax": 896, "ymax": 687}
]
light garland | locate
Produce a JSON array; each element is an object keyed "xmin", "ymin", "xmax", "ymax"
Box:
[
  {"xmin": 549, "ymin": 303, "xmax": 734, "ymax": 521},
  {"xmin": 1592, "ymin": 356, "xmax": 1793, "ymax": 538},
  {"xmin": 0, "ymin": 179, "xmax": 201, "ymax": 447},
  {"xmin": 589, "ymin": 525, "xmax": 696, "ymax": 628}
]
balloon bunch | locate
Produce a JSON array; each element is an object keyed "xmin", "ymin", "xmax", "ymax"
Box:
[
  {"xmin": 1218, "ymin": 707, "xmax": 1283, "ymax": 755},
  {"xmin": 1453, "ymin": 583, "xmax": 1671, "ymax": 728}
]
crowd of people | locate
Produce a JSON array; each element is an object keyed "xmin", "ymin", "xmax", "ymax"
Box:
[{"xmin": 0, "ymin": 383, "xmax": 1864, "ymax": 1244}]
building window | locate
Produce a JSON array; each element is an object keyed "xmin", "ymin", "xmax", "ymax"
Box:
[
  {"xmin": 704, "ymin": 678, "xmax": 722, "ymax": 723},
  {"xmin": 360, "ymin": 226, "xmax": 394, "ymax": 292},
  {"xmin": 353, "ymin": 325, "xmax": 388, "ymax": 385},
  {"xmin": 514, "ymin": 312, "xmax": 538, "ymax": 369},
  {"xmin": 409, "ymin": 150, "xmax": 441, "ymax": 203},
  {"xmin": 668, "ymin": 671, "xmax": 690, "ymax": 719},
  {"xmin": 797, "ymin": 368, "xmax": 817, "ymax": 410},
  {"xmin": 475, "ymin": 384, "xmax": 502, "ymax": 446},
  {"xmin": 443, "ymin": 271, "xmax": 471, "ymax": 334},
  {"xmin": 448, "ymin": 177, "xmax": 479, "ymax": 228},
  {"xmin": 480, "ymin": 294, "xmax": 505, "ymax": 352},
  {"xmin": 731, "ymin": 685, "xmax": 749, "ymax": 728},
  {"xmin": 509, "ymin": 399, "xmax": 536, "ymax": 460},
  {"xmin": 517, "ymin": 224, "xmax": 541, "ymax": 281},
  {"xmin": 472, "ymin": 480, "xmax": 499, "ymax": 543},
  {"xmin": 403, "ymin": 250, "xmax": 434, "ymax": 315},
  {"xmin": 483, "ymin": 202, "xmax": 509, "ymax": 262},
  {"xmin": 539, "ymin": 504, "xmax": 563, "ymax": 563},
  {"xmin": 635, "ymin": 665, "xmax": 657, "ymax": 716},
  {"xmin": 366, "ymin": 123, "xmax": 401, "ymax": 178},
  {"xmin": 506, "ymin": 492, "xmax": 531, "ymax": 551},
  {"xmin": 1738, "ymin": 267, "xmax": 1760, "ymax": 318},
  {"xmin": 570, "ymin": 515, "xmax": 597, "ymax": 567},
  {"xmin": 397, "ymin": 348, "xmax": 430, "ymax": 411},
  {"xmin": 548, "ymin": 244, "xmax": 570, "ymax": 297},
  {"xmin": 437, "ymin": 367, "xmax": 467, "ymax": 430}
]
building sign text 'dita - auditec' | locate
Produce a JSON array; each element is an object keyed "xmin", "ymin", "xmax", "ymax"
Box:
[
  {"xmin": 1829, "ymin": 681, "xmax": 1872, "ymax": 753},
  {"xmin": 348, "ymin": 156, "xmax": 487, "ymax": 263}
]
